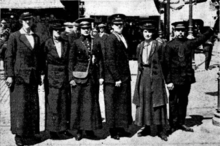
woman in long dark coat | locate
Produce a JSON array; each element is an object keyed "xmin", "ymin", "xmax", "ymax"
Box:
[
  {"xmin": 68, "ymin": 18, "xmax": 102, "ymax": 141},
  {"xmin": 5, "ymin": 12, "xmax": 42, "ymax": 146},
  {"xmin": 133, "ymin": 20, "xmax": 169, "ymax": 141},
  {"xmin": 43, "ymin": 20, "xmax": 72, "ymax": 139}
]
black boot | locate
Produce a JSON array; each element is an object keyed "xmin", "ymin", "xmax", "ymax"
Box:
[
  {"xmin": 15, "ymin": 135, "xmax": 24, "ymax": 146},
  {"xmin": 85, "ymin": 130, "xmax": 99, "ymax": 139},
  {"xmin": 75, "ymin": 130, "xmax": 82, "ymax": 141},
  {"xmin": 110, "ymin": 128, "xmax": 120, "ymax": 140},
  {"xmin": 179, "ymin": 125, "xmax": 194, "ymax": 132},
  {"xmin": 118, "ymin": 128, "xmax": 130, "ymax": 137}
]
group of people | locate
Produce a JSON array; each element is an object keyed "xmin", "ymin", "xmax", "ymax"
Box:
[{"xmin": 1, "ymin": 10, "xmax": 219, "ymax": 146}]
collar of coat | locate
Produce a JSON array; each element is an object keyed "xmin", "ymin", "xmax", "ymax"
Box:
[{"xmin": 138, "ymin": 40, "xmax": 157, "ymax": 61}]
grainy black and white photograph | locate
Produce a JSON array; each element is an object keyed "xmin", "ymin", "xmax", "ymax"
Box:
[{"xmin": 0, "ymin": 0, "xmax": 220, "ymax": 145}]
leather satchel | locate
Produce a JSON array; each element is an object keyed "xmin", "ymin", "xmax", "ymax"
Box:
[
  {"xmin": 72, "ymin": 60, "xmax": 91, "ymax": 79},
  {"xmin": 72, "ymin": 38, "xmax": 93, "ymax": 79}
]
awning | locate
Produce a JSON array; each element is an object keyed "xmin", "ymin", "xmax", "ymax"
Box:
[
  {"xmin": 84, "ymin": 0, "xmax": 160, "ymax": 17},
  {"xmin": 170, "ymin": 0, "xmax": 217, "ymax": 26},
  {"xmin": 0, "ymin": 0, "xmax": 64, "ymax": 9}
]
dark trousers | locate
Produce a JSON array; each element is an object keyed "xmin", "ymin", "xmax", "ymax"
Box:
[
  {"xmin": 104, "ymin": 81, "xmax": 132, "ymax": 129},
  {"xmin": 169, "ymin": 84, "xmax": 191, "ymax": 128}
]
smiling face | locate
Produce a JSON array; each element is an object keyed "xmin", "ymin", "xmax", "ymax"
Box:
[{"xmin": 143, "ymin": 29, "xmax": 153, "ymax": 41}]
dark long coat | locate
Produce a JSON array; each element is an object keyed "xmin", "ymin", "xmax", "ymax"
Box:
[
  {"xmin": 5, "ymin": 30, "xmax": 42, "ymax": 137},
  {"xmin": 133, "ymin": 40, "xmax": 168, "ymax": 127},
  {"xmin": 133, "ymin": 40, "xmax": 167, "ymax": 107},
  {"xmin": 68, "ymin": 35, "xmax": 103, "ymax": 130},
  {"xmin": 103, "ymin": 32, "xmax": 132, "ymax": 128},
  {"xmin": 43, "ymin": 38, "xmax": 70, "ymax": 132}
]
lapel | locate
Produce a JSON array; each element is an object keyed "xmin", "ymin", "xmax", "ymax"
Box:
[
  {"xmin": 149, "ymin": 40, "xmax": 157, "ymax": 60},
  {"xmin": 50, "ymin": 39, "xmax": 61, "ymax": 58},
  {"xmin": 61, "ymin": 41, "xmax": 67, "ymax": 58},
  {"xmin": 33, "ymin": 34, "xmax": 38, "ymax": 50},
  {"xmin": 19, "ymin": 33, "xmax": 33, "ymax": 50},
  {"xmin": 138, "ymin": 41, "xmax": 145, "ymax": 64}
]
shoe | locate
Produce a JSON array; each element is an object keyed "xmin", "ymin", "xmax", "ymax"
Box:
[
  {"xmin": 49, "ymin": 132, "xmax": 60, "ymax": 140},
  {"xmin": 119, "ymin": 129, "xmax": 130, "ymax": 137},
  {"xmin": 58, "ymin": 131, "xmax": 74, "ymax": 139},
  {"xmin": 111, "ymin": 132, "xmax": 120, "ymax": 140},
  {"xmin": 137, "ymin": 130, "xmax": 148, "ymax": 137},
  {"xmin": 179, "ymin": 125, "xmax": 194, "ymax": 132},
  {"xmin": 15, "ymin": 135, "xmax": 24, "ymax": 146},
  {"xmin": 158, "ymin": 132, "xmax": 168, "ymax": 141},
  {"xmin": 85, "ymin": 131, "xmax": 99, "ymax": 139},
  {"xmin": 75, "ymin": 132, "xmax": 82, "ymax": 141}
]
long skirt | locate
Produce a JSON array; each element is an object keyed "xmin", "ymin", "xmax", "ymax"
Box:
[
  {"xmin": 70, "ymin": 77, "xmax": 102, "ymax": 131},
  {"xmin": 135, "ymin": 67, "xmax": 168, "ymax": 134},
  {"xmin": 45, "ymin": 85, "xmax": 69, "ymax": 132},
  {"xmin": 10, "ymin": 78, "xmax": 39, "ymax": 137},
  {"xmin": 104, "ymin": 80, "xmax": 133, "ymax": 129}
]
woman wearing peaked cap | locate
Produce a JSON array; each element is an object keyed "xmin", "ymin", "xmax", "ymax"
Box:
[
  {"xmin": 5, "ymin": 11, "xmax": 43, "ymax": 146},
  {"xmin": 42, "ymin": 19, "xmax": 73, "ymax": 139},
  {"xmin": 104, "ymin": 14, "xmax": 132, "ymax": 140},
  {"xmin": 68, "ymin": 17, "xmax": 103, "ymax": 141},
  {"xmin": 133, "ymin": 20, "xmax": 169, "ymax": 141}
]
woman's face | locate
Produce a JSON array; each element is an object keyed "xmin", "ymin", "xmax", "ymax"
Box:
[
  {"xmin": 112, "ymin": 23, "xmax": 123, "ymax": 34},
  {"xmin": 143, "ymin": 29, "xmax": 153, "ymax": 41},
  {"xmin": 22, "ymin": 18, "xmax": 33, "ymax": 29},
  {"xmin": 53, "ymin": 30, "xmax": 61, "ymax": 38}
]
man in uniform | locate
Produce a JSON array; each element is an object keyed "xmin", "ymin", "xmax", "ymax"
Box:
[
  {"xmin": 68, "ymin": 18, "xmax": 103, "ymax": 141},
  {"xmin": 163, "ymin": 17, "xmax": 218, "ymax": 133},
  {"xmin": 104, "ymin": 14, "xmax": 132, "ymax": 140}
]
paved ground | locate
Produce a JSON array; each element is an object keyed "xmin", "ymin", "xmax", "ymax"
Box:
[{"xmin": 0, "ymin": 41, "xmax": 220, "ymax": 146}]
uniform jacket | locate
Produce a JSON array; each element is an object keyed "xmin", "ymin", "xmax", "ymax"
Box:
[
  {"xmin": 5, "ymin": 30, "xmax": 42, "ymax": 84},
  {"xmin": 163, "ymin": 29, "xmax": 213, "ymax": 85},
  {"xmin": 43, "ymin": 38, "xmax": 70, "ymax": 89},
  {"xmin": 133, "ymin": 40, "xmax": 167, "ymax": 107},
  {"xmin": 68, "ymin": 35, "xmax": 103, "ymax": 84},
  {"xmin": 104, "ymin": 32, "xmax": 131, "ymax": 83}
]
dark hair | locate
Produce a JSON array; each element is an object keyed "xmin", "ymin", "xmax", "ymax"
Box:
[{"xmin": 139, "ymin": 28, "xmax": 158, "ymax": 40}]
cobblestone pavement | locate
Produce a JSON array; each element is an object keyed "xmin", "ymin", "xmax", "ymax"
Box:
[{"xmin": 0, "ymin": 41, "xmax": 220, "ymax": 145}]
